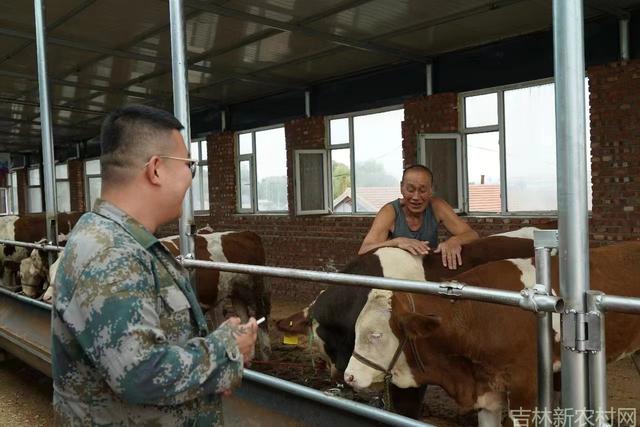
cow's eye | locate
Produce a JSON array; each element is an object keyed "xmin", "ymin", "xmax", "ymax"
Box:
[{"xmin": 369, "ymin": 332, "xmax": 383, "ymax": 341}]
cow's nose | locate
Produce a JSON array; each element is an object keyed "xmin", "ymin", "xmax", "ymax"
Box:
[{"xmin": 344, "ymin": 373, "xmax": 355, "ymax": 385}]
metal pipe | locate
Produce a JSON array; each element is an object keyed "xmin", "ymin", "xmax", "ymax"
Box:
[
  {"xmin": 0, "ymin": 239, "xmax": 62, "ymax": 252},
  {"xmin": 535, "ymin": 246, "xmax": 554, "ymax": 426},
  {"xmin": 587, "ymin": 291, "xmax": 608, "ymax": 427},
  {"xmin": 221, "ymin": 110, "xmax": 226, "ymax": 131},
  {"xmin": 619, "ymin": 18, "xmax": 630, "ymax": 61},
  {"xmin": 169, "ymin": 0, "xmax": 195, "ymax": 259},
  {"xmin": 425, "ymin": 63, "xmax": 433, "ymax": 96},
  {"xmin": 243, "ymin": 370, "xmax": 435, "ymax": 427},
  {"xmin": 553, "ymin": 0, "xmax": 591, "ymax": 420},
  {"xmin": 305, "ymin": 90, "xmax": 311, "ymax": 117},
  {"xmin": 180, "ymin": 258, "xmax": 564, "ymax": 313},
  {"xmin": 0, "ymin": 286, "xmax": 53, "ymax": 310},
  {"xmin": 33, "ymin": 0, "xmax": 59, "ymax": 255},
  {"xmin": 598, "ymin": 294, "xmax": 640, "ymax": 314}
]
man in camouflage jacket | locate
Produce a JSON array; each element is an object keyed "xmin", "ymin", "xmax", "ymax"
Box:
[{"xmin": 52, "ymin": 105, "xmax": 258, "ymax": 426}]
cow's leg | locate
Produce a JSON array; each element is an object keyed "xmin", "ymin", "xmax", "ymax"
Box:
[
  {"xmin": 476, "ymin": 391, "xmax": 506, "ymax": 427},
  {"xmin": 389, "ymin": 384, "xmax": 427, "ymax": 419},
  {"xmin": 478, "ymin": 408, "xmax": 503, "ymax": 427},
  {"xmin": 231, "ymin": 298, "xmax": 249, "ymax": 322},
  {"xmin": 231, "ymin": 298, "xmax": 271, "ymax": 361},
  {"xmin": 211, "ymin": 303, "xmax": 226, "ymax": 328}
]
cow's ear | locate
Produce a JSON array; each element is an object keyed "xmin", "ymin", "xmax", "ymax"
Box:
[{"xmin": 400, "ymin": 313, "xmax": 441, "ymax": 339}]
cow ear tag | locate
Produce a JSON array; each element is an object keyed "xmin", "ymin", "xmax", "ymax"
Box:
[{"xmin": 283, "ymin": 334, "xmax": 299, "ymax": 345}]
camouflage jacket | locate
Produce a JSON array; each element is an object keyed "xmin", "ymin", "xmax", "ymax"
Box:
[{"xmin": 52, "ymin": 199, "xmax": 243, "ymax": 426}]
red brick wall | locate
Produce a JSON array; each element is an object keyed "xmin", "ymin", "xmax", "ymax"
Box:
[
  {"xmin": 588, "ymin": 59, "xmax": 640, "ymax": 243},
  {"xmin": 68, "ymin": 159, "xmax": 85, "ymax": 212},
  {"xmin": 402, "ymin": 93, "xmax": 458, "ymax": 167}
]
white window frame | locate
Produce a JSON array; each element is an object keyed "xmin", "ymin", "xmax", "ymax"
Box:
[
  {"xmin": 459, "ymin": 77, "xmax": 590, "ymax": 215},
  {"xmin": 27, "ymin": 165, "xmax": 43, "ymax": 213},
  {"xmin": 294, "ymin": 149, "xmax": 329, "ymax": 215},
  {"xmin": 236, "ymin": 124, "xmax": 288, "ymax": 214},
  {"xmin": 8, "ymin": 170, "xmax": 19, "ymax": 214},
  {"xmin": 0, "ymin": 188, "xmax": 9, "ymax": 215},
  {"xmin": 326, "ymin": 104, "xmax": 403, "ymax": 215},
  {"xmin": 417, "ymin": 133, "xmax": 464, "ymax": 212},
  {"xmin": 190, "ymin": 139, "xmax": 209, "ymax": 215},
  {"xmin": 84, "ymin": 158, "xmax": 101, "ymax": 211}
]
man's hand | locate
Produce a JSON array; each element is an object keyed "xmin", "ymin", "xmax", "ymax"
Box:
[
  {"xmin": 434, "ymin": 238, "xmax": 463, "ymax": 269},
  {"xmin": 394, "ymin": 237, "xmax": 431, "ymax": 256},
  {"xmin": 224, "ymin": 317, "xmax": 258, "ymax": 366}
]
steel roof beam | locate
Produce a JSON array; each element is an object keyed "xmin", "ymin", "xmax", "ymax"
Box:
[
  {"xmin": 179, "ymin": 0, "xmax": 532, "ymax": 93},
  {"xmin": 0, "ymin": 0, "xmax": 99, "ymax": 68},
  {"xmin": 184, "ymin": 0, "xmax": 427, "ymax": 62},
  {"xmin": 0, "ymin": 96, "xmax": 104, "ymax": 115},
  {"xmin": 585, "ymin": 0, "xmax": 631, "ymax": 19}
]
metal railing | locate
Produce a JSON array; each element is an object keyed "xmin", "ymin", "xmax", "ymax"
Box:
[{"xmin": 179, "ymin": 257, "xmax": 564, "ymax": 313}]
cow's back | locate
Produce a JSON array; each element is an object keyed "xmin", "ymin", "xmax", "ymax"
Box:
[
  {"xmin": 551, "ymin": 241, "xmax": 640, "ymax": 361},
  {"xmin": 422, "ymin": 236, "xmax": 536, "ymax": 281}
]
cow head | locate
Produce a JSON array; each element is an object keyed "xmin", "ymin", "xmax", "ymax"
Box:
[
  {"xmin": 19, "ymin": 248, "xmax": 48, "ymax": 297},
  {"xmin": 344, "ymin": 290, "xmax": 438, "ymax": 391}
]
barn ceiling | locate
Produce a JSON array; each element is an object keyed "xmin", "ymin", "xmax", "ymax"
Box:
[{"xmin": 0, "ymin": 0, "xmax": 638, "ymax": 153}]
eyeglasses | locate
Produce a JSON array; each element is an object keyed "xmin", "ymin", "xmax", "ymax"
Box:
[{"xmin": 145, "ymin": 156, "xmax": 198, "ymax": 178}]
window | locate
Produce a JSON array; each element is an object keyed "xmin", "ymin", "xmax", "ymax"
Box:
[
  {"xmin": 460, "ymin": 78, "xmax": 592, "ymax": 213},
  {"xmin": 85, "ymin": 159, "xmax": 101, "ymax": 211},
  {"xmin": 27, "ymin": 166, "xmax": 43, "ymax": 213},
  {"xmin": 418, "ymin": 134, "xmax": 462, "ymax": 210},
  {"xmin": 56, "ymin": 164, "xmax": 71, "ymax": 212},
  {"xmin": 295, "ymin": 150, "xmax": 329, "ymax": 215},
  {"xmin": 190, "ymin": 140, "xmax": 209, "ymax": 213},
  {"xmin": 236, "ymin": 126, "xmax": 288, "ymax": 213},
  {"xmin": 0, "ymin": 188, "xmax": 8, "ymax": 215},
  {"xmin": 328, "ymin": 108, "xmax": 404, "ymax": 214},
  {"xmin": 8, "ymin": 171, "xmax": 18, "ymax": 214}
]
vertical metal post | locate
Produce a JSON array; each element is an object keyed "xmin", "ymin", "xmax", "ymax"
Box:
[
  {"xmin": 619, "ymin": 18, "xmax": 630, "ymax": 61},
  {"xmin": 305, "ymin": 90, "xmax": 311, "ymax": 118},
  {"xmin": 587, "ymin": 291, "xmax": 609, "ymax": 427},
  {"xmin": 169, "ymin": 0, "xmax": 195, "ymax": 258},
  {"xmin": 221, "ymin": 110, "xmax": 226, "ymax": 132},
  {"xmin": 534, "ymin": 229, "xmax": 557, "ymax": 427},
  {"xmin": 553, "ymin": 0, "xmax": 591, "ymax": 423},
  {"xmin": 425, "ymin": 63, "xmax": 433, "ymax": 96},
  {"xmin": 33, "ymin": 0, "xmax": 58, "ymax": 253}
]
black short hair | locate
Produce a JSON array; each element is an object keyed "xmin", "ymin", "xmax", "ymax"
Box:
[
  {"xmin": 100, "ymin": 105, "xmax": 184, "ymax": 183},
  {"xmin": 401, "ymin": 164, "xmax": 433, "ymax": 184}
]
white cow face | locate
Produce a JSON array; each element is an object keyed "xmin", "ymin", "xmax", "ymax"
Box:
[{"xmin": 344, "ymin": 290, "xmax": 419, "ymax": 390}]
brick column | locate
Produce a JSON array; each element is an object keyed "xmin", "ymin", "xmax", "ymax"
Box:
[
  {"xmin": 207, "ymin": 131, "xmax": 236, "ymax": 223},
  {"xmin": 284, "ymin": 116, "xmax": 326, "ymax": 216},
  {"xmin": 68, "ymin": 159, "xmax": 85, "ymax": 212},
  {"xmin": 588, "ymin": 59, "xmax": 640, "ymax": 243}
]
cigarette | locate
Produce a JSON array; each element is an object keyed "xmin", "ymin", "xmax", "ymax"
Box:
[{"xmin": 256, "ymin": 317, "xmax": 266, "ymax": 325}]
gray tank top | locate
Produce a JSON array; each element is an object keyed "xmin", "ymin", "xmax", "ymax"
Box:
[{"xmin": 389, "ymin": 199, "xmax": 439, "ymax": 248}]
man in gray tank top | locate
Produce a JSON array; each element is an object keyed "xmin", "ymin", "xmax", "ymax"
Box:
[{"xmin": 359, "ymin": 165, "xmax": 478, "ymax": 269}]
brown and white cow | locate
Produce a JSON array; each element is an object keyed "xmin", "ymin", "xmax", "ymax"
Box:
[
  {"xmin": 275, "ymin": 229, "xmax": 543, "ymax": 418},
  {"xmin": 0, "ymin": 212, "xmax": 81, "ymax": 289},
  {"xmin": 345, "ymin": 242, "xmax": 640, "ymax": 426},
  {"xmin": 160, "ymin": 230, "xmax": 272, "ymax": 360}
]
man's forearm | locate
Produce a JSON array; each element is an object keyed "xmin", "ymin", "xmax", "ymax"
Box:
[
  {"xmin": 358, "ymin": 238, "xmax": 397, "ymax": 255},
  {"xmin": 449, "ymin": 230, "xmax": 479, "ymax": 246}
]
